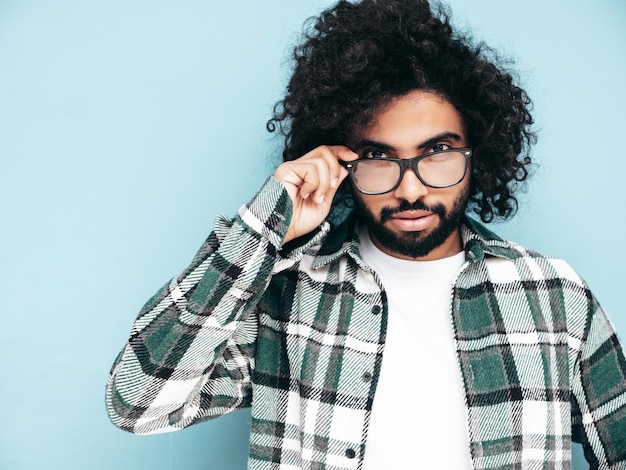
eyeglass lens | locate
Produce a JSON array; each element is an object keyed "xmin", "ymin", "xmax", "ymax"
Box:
[{"xmin": 350, "ymin": 150, "xmax": 468, "ymax": 194}]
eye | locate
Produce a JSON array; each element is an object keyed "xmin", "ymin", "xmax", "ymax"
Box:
[
  {"xmin": 362, "ymin": 149, "xmax": 388, "ymax": 159},
  {"xmin": 430, "ymin": 143, "xmax": 451, "ymax": 153}
]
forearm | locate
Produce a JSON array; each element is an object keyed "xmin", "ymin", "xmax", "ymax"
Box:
[{"xmin": 105, "ymin": 177, "xmax": 293, "ymax": 434}]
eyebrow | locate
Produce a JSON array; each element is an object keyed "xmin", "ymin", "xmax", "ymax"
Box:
[{"xmin": 352, "ymin": 132, "xmax": 464, "ymax": 152}]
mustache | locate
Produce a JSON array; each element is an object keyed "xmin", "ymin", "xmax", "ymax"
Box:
[{"xmin": 380, "ymin": 200, "xmax": 447, "ymax": 223}]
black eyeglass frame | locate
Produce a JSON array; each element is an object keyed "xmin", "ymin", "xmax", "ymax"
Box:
[{"xmin": 342, "ymin": 147, "xmax": 472, "ymax": 195}]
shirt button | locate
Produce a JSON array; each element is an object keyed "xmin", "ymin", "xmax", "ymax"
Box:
[
  {"xmin": 362, "ymin": 372, "xmax": 372, "ymax": 382},
  {"xmin": 345, "ymin": 448, "xmax": 356, "ymax": 459},
  {"xmin": 371, "ymin": 305, "xmax": 381, "ymax": 315}
]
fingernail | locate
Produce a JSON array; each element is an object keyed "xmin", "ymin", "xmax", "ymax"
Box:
[{"xmin": 331, "ymin": 177, "xmax": 339, "ymax": 188}]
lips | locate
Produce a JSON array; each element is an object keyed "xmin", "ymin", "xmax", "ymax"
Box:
[
  {"xmin": 392, "ymin": 209, "xmax": 432, "ymax": 219},
  {"xmin": 388, "ymin": 210, "xmax": 437, "ymax": 232}
]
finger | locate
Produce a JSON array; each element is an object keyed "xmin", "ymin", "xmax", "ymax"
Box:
[
  {"xmin": 306, "ymin": 155, "xmax": 332, "ymax": 204},
  {"xmin": 328, "ymin": 146, "xmax": 358, "ymax": 186},
  {"xmin": 299, "ymin": 163, "xmax": 323, "ymax": 200},
  {"xmin": 274, "ymin": 161, "xmax": 316, "ymax": 200},
  {"xmin": 297, "ymin": 146, "xmax": 341, "ymax": 200},
  {"xmin": 278, "ymin": 145, "xmax": 355, "ymax": 203},
  {"xmin": 332, "ymin": 145, "xmax": 359, "ymax": 163},
  {"xmin": 274, "ymin": 157, "xmax": 330, "ymax": 204}
]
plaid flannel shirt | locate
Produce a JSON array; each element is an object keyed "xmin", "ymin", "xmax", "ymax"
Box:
[{"xmin": 106, "ymin": 176, "xmax": 626, "ymax": 469}]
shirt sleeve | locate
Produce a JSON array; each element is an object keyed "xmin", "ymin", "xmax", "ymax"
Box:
[
  {"xmin": 571, "ymin": 291, "xmax": 626, "ymax": 469},
  {"xmin": 105, "ymin": 177, "xmax": 295, "ymax": 434}
]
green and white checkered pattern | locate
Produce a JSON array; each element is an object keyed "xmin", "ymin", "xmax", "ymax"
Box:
[{"xmin": 106, "ymin": 176, "xmax": 626, "ymax": 469}]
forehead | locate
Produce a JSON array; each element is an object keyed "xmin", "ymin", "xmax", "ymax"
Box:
[{"xmin": 359, "ymin": 90, "xmax": 467, "ymax": 147}]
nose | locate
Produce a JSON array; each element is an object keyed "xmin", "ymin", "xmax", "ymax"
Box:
[{"xmin": 393, "ymin": 168, "xmax": 429, "ymax": 203}]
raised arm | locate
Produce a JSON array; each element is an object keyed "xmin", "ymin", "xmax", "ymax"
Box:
[
  {"xmin": 106, "ymin": 177, "xmax": 294, "ymax": 433},
  {"xmin": 105, "ymin": 146, "xmax": 355, "ymax": 434}
]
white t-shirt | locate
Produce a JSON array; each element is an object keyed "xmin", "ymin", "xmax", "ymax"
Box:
[{"xmin": 359, "ymin": 229, "xmax": 472, "ymax": 469}]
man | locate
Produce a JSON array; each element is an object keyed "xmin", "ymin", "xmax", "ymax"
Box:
[{"xmin": 106, "ymin": 0, "xmax": 626, "ymax": 468}]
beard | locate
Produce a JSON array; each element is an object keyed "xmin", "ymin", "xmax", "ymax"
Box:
[{"xmin": 354, "ymin": 187, "xmax": 469, "ymax": 259}]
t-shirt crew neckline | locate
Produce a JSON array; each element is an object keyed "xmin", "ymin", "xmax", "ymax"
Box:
[{"xmin": 358, "ymin": 226, "xmax": 466, "ymax": 273}]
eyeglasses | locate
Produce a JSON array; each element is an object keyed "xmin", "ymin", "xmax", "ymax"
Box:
[{"xmin": 342, "ymin": 147, "xmax": 472, "ymax": 195}]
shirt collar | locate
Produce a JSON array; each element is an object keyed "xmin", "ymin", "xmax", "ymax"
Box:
[{"xmin": 460, "ymin": 216, "xmax": 527, "ymax": 262}]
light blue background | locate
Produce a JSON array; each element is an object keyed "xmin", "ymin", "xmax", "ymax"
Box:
[{"xmin": 1, "ymin": 1, "xmax": 624, "ymax": 469}]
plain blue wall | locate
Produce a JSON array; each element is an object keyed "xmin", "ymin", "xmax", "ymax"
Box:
[{"xmin": 1, "ymin": 1, "xmax": 624, "ymax": 469}]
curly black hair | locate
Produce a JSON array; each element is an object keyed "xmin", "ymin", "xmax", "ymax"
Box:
[{"xmin": 267, "ymin": 0, "xmax": 536, "ymax": 223}]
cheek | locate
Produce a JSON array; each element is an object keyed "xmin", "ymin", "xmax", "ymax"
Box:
[
  {"xmin": 455, "ymin": 178, "xmax": 472, "ymax": 201},
  {"xmin": 358, "ymin": 194, "xmax": 389, "ymax": 215}
]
